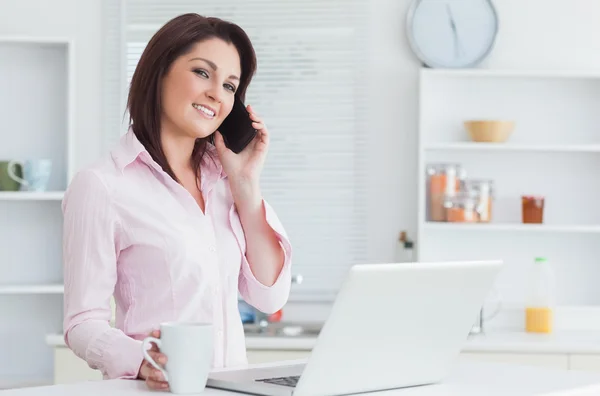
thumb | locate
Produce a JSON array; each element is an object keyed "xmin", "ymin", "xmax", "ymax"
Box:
[{"xmin": 213, "ymin": 131, "xmax": 227, "ymax": 153}]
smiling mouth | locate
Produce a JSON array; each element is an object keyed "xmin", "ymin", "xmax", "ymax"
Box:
[{"xmin": 192, "ymin": 103, "xmax": 216, "ymax": 118}]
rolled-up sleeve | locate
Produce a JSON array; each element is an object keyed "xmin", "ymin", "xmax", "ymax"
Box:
[
  {"xmin": 62, "ymin": 170, "xmax": 144, "ymax": 379},
  {"xmin": 236, "ymin": 200, "xmax": 292, "ymax": 314}
]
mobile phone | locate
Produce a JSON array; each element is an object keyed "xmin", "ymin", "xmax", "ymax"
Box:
[{"xmin": 217, "ymin": 97, "xmax": 257, "ymax": 154}]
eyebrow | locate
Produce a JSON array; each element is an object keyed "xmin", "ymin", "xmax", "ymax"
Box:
[{"xmin": 189, "ymin": 57, "xmax": 240, "ymax": 81}]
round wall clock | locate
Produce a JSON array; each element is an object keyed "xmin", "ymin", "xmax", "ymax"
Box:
[{"xmin": 406, "ymin": 0, "xmax": 499, "ymax": 68}]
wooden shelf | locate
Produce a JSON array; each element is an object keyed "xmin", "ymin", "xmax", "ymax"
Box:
[
  {"xmin": 0, "ymin": 192, "xmax": 64, "ymax": 201},
  {"xmin": 423, "ymin": 222, "xmax": 600, "ymax": 234},
  {"xmin": 424, "ymin": 143, "xmax": 600, "ymax": 153}
]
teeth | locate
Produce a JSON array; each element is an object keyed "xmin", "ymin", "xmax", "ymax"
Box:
[{"xmin": 193, "ymin": 104, "xmax": 215, "ymax": 117}]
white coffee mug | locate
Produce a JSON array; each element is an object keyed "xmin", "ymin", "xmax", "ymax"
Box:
[{"xmin": 142, "ymin": 322, "xmax": 214, "ymax": 394}]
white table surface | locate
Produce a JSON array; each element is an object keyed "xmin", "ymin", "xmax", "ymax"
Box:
[{"xmin": 4, "ymin": 358, "xmax": 600, "ymax": 396}]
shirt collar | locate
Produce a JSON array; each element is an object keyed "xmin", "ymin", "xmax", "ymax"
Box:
[
  {"xmin": 111, "ymin": 128, "xmax": 147, "ymax": 172},
  {"xmin": 111, "ymin": 127, "xmax": 224, "ymax": 179}
]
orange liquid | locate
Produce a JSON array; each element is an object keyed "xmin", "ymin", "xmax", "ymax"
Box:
[{"xmin": 525, "ymin": 307, "xmax": 553, "ymax": 333}]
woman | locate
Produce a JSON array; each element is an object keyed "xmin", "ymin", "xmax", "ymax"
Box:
[{"xmin": 62, "ymin": 13, "xmax": 292, "ymax": 391}]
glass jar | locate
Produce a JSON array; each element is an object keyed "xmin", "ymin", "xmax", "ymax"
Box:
[
  {"xmin": 444, "ymin": 191, "xmax": 479, "ymax": 223},
  {"xmin": 426, "ymin": 163, "xmax": 464, "ymax": 222},
  {"xmin": 522, "ymin": 195, "xmax": 545, "ymax": 224},
  {"xmin": 462, "ymin": 179, "xmax": 494, "ymax": 223}
]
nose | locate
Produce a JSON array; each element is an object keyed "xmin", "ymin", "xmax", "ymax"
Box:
[{"xmin": 206, "ymin": 83, "xmax": 223, "ymax": 104}]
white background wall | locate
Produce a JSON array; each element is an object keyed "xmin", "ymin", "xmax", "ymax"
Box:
[{"xmin": 2, "ymin": 0, "xmax": 600, "ymax": 384}]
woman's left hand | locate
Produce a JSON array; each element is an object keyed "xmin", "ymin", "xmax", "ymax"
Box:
[{"xmin": 214, "ymin": 104, "xmax": 269, "ymax": 185}]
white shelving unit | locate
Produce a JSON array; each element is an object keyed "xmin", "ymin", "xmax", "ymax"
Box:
[
  {"xmin": 0, "ymin": 284, "xmax": 64, "ymax": 295},
  {"xmin": 425, "ymin": 142, "xmax": 600, "ymax": 153},
  {"xmin": 0, "ymin": 36, "xmax": 74, "ymax": 387},
  {"xmin": 417, "ymin": 67, "xmax": 600, "ymax": 308},
  {"xmin": 0, "ymin": 192, "xmax": 65, "ymax": 201}
]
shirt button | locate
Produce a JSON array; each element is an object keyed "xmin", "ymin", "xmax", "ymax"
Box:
[
  {"xmin": 209, "ymin": 245, "xmax": 216, "ymax": 252},
  {"xmin": 218, "ymin": 329, "xmax": 224, "ymax": 337}
]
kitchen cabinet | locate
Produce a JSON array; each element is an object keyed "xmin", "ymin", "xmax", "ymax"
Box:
[
  {"xmin": 569, "ymin": 355, "xmax": 600, "ymax": 373},
  {"xmin": 53, "ymin": 348, "xmax": 102, "ymax": 385},
  {"xmin": 51, "ymin": 338, "xmax": 600, "ymax": 384},
  {"xmin": 51, "ymin": 347, "xmax": 311, "ymax": 384}
]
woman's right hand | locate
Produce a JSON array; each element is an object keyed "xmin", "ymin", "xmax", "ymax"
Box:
[{"xmin": 138, "ymin": 329, "xmax": 169, "ymax": 390}]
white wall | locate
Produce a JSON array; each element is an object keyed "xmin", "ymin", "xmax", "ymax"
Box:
[{"xmin": 0, "ymin": 0, "xmax": 104, "ymax": 171}]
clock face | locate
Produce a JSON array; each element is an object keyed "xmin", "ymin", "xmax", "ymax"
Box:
[{"xmin": 407, "ymin": 0, "xmax": 499, "ymax": 68}]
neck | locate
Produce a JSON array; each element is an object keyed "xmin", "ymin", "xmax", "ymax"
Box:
[{"xmin": 160, "ymin": 124, "xmax": 196, "ymax": 178}]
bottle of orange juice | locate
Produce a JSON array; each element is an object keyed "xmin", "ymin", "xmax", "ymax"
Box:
[{"xmin": 525, "ymin": 257, "xmax": 555, "ymax": 333}]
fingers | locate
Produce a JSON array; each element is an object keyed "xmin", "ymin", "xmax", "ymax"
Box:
[
  {"xmin": 147, "ymin": 330, "xmax": 161, "ymax": 352},
  {"xmin": 258, "ymin": 128, "xmax": 269, "ymax": 146},
  {"xmin": 247, "ymin": 105, "xmax": 268, "ymax": 136},
  {"xmin": 141, "ymin": 329, "xmax": 169, "ymax": 390},
  {"xmin": 142, "ymin": 362, "xmax": 169, "ymax": 390},
  {"xmin": 213, "ymin": 130, "xmax": 227, "ymax": 154},
  {"xmin": 247, "ymin": 105, "xmax": 262, "ymax": 123},
  {"xmin": 147, "ymin": 379, "xmax": 168, "ymax": 390},
  {"xmin": 147, "ymin": 350, "xmax": 168, "ymax": 366}
]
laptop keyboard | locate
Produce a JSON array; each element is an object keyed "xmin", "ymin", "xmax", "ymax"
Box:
[{"xmin": 256, "ymin": 375, "xmax": 300, "ymax": 388}]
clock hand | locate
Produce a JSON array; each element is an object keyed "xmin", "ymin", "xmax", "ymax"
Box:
[{"xmin": 446, "ymin": 3, "xmax": 464, "ymax": 59}]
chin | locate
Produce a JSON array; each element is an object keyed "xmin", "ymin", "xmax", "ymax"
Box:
[{"xmin": 187, "ymin": 125, "xmax": 216, "ymax": 140}]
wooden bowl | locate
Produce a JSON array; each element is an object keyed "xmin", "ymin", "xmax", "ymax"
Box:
[{"xmin": 464, "ymin": 120, "xmax": 515, "ymax": 143}]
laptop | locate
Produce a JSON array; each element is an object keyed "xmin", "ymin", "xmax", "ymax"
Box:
[{"xmin": 207, "ymin": 260, "xmax": 503, "ymax": 396}]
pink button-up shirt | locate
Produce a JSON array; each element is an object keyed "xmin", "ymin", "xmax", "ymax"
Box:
[{"xmin": 62, "ymin": 130, "xmax": 292, "ymax": 379}]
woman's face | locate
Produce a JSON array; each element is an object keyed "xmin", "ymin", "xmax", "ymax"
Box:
[{"xmin": 161, "ymin": 38, "xmax": 242, "ymax": 141}]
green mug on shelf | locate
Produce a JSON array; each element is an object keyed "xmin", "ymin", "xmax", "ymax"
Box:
[{"xmin": 0, "ymin": 161, "xmax": 23, "ymax": 191}]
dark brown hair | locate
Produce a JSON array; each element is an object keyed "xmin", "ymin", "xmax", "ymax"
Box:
[{"xmin": 126, "ymin": 13, "xmax": 257, "ymax": 183}]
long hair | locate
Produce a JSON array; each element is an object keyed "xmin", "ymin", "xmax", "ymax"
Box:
[{"xmin": 126, "ymin": 13, "xmax": 257, "ymax": 182}]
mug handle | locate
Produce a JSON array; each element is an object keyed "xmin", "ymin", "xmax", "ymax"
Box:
[
  {"xmin": 7, "ymin": 161, "xmax": 28, "ymax": 187},
  {"xmin": 141, "ymin": 336, "xmax": 169, "ymax": 382}
]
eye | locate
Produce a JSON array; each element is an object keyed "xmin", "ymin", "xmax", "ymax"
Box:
[
  {"xmin": 193, "ymin": 69, "xmax": 209, "ymax": 78},
  {"xmin": 224, "ymin": 83, "xmax": 236, "ymax": 93}
]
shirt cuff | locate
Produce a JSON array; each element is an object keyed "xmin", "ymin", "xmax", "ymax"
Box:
[
  {"xmin": 232, "ymin": 199, "xmax": 293, "ymax": 314},
  {"xmin": 86, "ymin": 327, "xmax": 145, "ymax": 380}
]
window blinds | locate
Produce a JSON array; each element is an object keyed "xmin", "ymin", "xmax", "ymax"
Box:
[{"xmin": 102, "ymin": 0, "xmax": 369, "ymax": 301}]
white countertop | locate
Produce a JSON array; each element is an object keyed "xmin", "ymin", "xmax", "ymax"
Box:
[
  {"xmin": 463, "ymin": 329, "xmax": 600, "ymax": 355},
  {"xmin": 45, "ymin": 328, "xmax": 600, "ymax": 354},
  {"xmin": 4, "ymin": 359, "xmax": 600, "ymax": 395}
]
